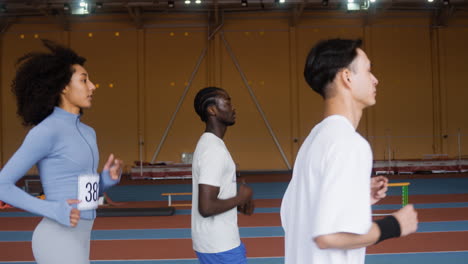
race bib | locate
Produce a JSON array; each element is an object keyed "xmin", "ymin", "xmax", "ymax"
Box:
[{"xmin": 77, "ymin": 174, "xmax": 100, "ymax": 211}]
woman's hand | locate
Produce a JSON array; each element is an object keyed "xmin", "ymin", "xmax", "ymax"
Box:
[
  {"xmin": 103, "ymin": 154, "xmax": 123, "ymax": 180},
  {"xmin": 67, "ymin": 199, "xmax": 81, "ymax": 227}
]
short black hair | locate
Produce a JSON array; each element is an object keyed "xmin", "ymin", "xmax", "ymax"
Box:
[
  {"xmin": 11, "ymin": 39, "xmax": 86, "ymax": 126},
  {"xmin": 194, "ymin": 87, "xmax": 225, "ymax": 122},
  {"xmin": 304, "ymin": 38, "xmax": 362, "ymax": 98}
]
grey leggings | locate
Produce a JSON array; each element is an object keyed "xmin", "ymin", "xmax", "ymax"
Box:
[{"xmin": 32, "ymin": 217, "xmax": 94, "ymax": 264}]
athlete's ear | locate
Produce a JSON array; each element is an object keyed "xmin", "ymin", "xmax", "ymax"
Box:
[
  {"xmin": 62, "ymin": 84, "xmax": 70, "ymax": 94},
  {"xmin": 207, "ymin": 104, "xmax": 217, "ymax": 117},
  {"xmin": 340, "ymin": 68, "xmax": 352, "ymax": 88}
]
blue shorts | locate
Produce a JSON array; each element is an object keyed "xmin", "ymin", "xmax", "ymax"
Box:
[{"xmin": 195, "ymin": 243, "xmax": 247, "ymax": 264}]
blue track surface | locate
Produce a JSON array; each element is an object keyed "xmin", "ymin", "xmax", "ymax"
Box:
[
  {"xmin": 2, "ymin": 201, "xmax": 468, "ymax": 218},
  {"xmin": 1, "ymin": 176, "xmax": 467, "ymax": 263},
  {"xmin": 105, "ymin": 178, "xmax": 468, "ymax": 202},
  {"xmin": 2, "ymin": 221, "xmax": 468, "ymax": 242},
  {"xmin": 1, "ymin": 251, "xmax": 468, "ymax": 264}
]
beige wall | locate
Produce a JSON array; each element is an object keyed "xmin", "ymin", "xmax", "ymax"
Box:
[
  {"xmin": 221, "ymin": 19, "xmax": 293, "ymax": 170},
  {"xmin": 1, "ymin": 11, "xmax": 468, "ymax": 171},
  {"xmin": 369, "ymin": 23, "xmax": 434, "ymax": 160},
  {"xmin": 439, "ymin": 24, "xmax": 468, "ymax": 158},
  {"xmin": 144, "ymin": 27, "xmax": 208, "ymax": 166}
]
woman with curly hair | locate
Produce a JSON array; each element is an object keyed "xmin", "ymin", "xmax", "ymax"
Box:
[{"xmin": 0, "ymin": 39, "xmax": 123, "ymax": 264}]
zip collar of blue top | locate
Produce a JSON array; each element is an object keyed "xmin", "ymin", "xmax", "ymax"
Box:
[{"xmin": 52, "ymin": 106, "xmax": 82, "ymax": 121}]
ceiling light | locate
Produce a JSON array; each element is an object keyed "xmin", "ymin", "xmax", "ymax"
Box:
[{"xmin": 72, "ymin": 0, "xmax": 89, "ymax": 14}]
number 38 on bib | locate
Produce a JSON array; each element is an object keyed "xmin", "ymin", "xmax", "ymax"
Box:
[{"xmin": 77, "ymin": 174, "xmax": 100, "ymax": 211}]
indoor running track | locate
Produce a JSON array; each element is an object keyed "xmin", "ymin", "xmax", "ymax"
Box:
[{"xmin": 1, "ymin": 174, "xmax": 467, "ymax": 264}]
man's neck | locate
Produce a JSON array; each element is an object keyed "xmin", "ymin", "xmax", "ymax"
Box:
[
  {"xmin": 205, "ymin": 122, "xmax": 227, "ymax": 139},
  {"xmin": 323, "ymin": 95, "xmax": 363, "ymax": 129}
]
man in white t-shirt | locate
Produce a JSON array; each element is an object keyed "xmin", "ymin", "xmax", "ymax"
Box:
[
  {"xmin": 191, "ymin": 87, "xmax": 254, "ymax": 264},
  {"xmin": 280, "ymin": 39, "xmax": 419, "ymax": 264}
]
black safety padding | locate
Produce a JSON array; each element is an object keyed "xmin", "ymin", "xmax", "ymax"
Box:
[{"xmin": 97, "ymin": 207, "xmax": 175, "ymax": 217}]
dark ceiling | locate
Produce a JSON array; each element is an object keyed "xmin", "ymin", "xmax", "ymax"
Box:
[
  {"xmin": 0, "ymin": 0, "xmax": 466, "ymax": 31},
  {"xmin": 0, "ymin": 0, "xmax": 465, "ymax": 16}
]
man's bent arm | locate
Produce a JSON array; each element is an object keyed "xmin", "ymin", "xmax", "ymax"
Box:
[
  {"xmin": 198, "ymin": 183, "xmax": 252, "ymax": 217},
  {"xmin": 314, "ymin": 223, "xmax": 380, "ymax": 250}
]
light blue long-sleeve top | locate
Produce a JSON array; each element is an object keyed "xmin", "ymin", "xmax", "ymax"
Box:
[{"xmin": 0, "ymin": 107, "xmax": 118, "ymax": 226}]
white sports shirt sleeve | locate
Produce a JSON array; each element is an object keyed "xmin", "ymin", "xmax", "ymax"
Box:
[
  {"xmin": 311, "ymin": 136, "xmax": 372, "ymax": 237},
  {"xmin": 197, "ymin": 143, "xmax": 226, "ymax": 187}
]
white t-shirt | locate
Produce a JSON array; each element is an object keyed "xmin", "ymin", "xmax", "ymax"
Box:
[
  {"xmin": 281, "ymin": 115, "xmax": 373, "ymax": 264},
  {"xmin": 191, "ymin": 132, "xmax": 240, "ymax": 253}
]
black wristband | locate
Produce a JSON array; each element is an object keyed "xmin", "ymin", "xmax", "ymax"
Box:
[{"xmin": 375, "ymin": 215, "xmax": 401, "ymax": 244}]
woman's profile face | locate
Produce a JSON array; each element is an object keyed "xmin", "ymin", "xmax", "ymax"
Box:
[{"xmin": 60, "ymin": 64, "xmax": 96, "ymax": 114}]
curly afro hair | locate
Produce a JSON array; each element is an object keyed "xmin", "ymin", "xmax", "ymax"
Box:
[{"xmin": 11, "ymin": 39, "xmax": 86, "ymax": 126}]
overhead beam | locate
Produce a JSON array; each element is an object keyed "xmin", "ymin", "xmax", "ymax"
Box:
[
  {"xmin": 55, "ymin": 8, "xmax": 70, "ymax": 31},
  {"xmin": 127, "ymin": 6, "xmax": 144, "ymax": 29},
  {"xmin": 364, "ymin": 0, "xmax": 379, "ymax": 26},
  {"xmin": 214, "ymin": 0, "xmax": 219, "ymax": 25},
  {"xmin": 0, "ymin": 17, "xmax": 14, "ymax": 34},
  {"xmin": 290, "ymin": 0, "xmax": 307, "ymax": 27},
  {"xmin": 208, "ymin": 0, "xmax": 224, "ymax": 40},
  {"xmin": 432, "ymin": 4, "xmax": 455, "ymax": 27},
  {"xmin": 36, "ymin": 5, "xmax": 70, "ymax": 31}
]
